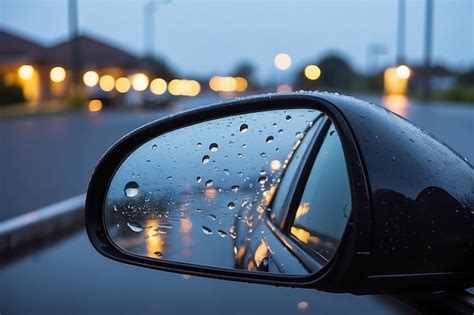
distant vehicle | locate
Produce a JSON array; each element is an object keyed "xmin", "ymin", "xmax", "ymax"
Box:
[{"xmin": 85, "ymin": 93, "xmax": 473, "ymax": 314}]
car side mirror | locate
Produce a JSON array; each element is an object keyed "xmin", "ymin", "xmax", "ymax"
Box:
[{"xmin": 86, "ymin": 93, "xmax": 473, "ymax": 294}]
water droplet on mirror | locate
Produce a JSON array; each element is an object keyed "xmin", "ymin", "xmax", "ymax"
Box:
[
  {"xmin": 126, "ymin": 222, "xmax": 143, "ymax": 233},
  {"xmin": 202, "ymin": 155, "xmax": 210, "ymax": 164},
  {"xmin": 152, "ymin": 144, "xmax": 158, "ymax": 150},
  {"xmin": 154, "ymin": 251, "xmax": 163, "ymax": 257},
  {"xmin": 231, "ymin": 185, "xmax": 240, "ymax": 192},
  {"xmin": 205, "ymin": 179, "xmax": 214, "ymax": 187},
  {"xmin": 237, "ymin": 171, "xmax": 244, "ymax": 176},
  {"xmin": 240, "ymin": 124, "xmax": 248, "ymax": 133},
  {"xmin": 229, "ymin": 231, "xmax": 237, "ymax": 239},
  {"xmin": 258, "ymin": 175, "xmax": 268, "ymax": 184},
  {"xmin": 266, "ymin": 136, "xmax": 274, "ymax": 143},
  {"xmin": 209, "ymin": 143, "xmax": 218, "ymax": 152},
  {"xmin": 241, "ymin": 144, "xmax": 247, "ymax": 148},
  {"xmin": 285, "ymin": 115, "xmax": 292, "ymax": 121},
  {"xmin": 218, "ymin": 229, "xmax": 227, "ymax": 237},
  {"xmin": 124, "ymin": 181, "xmax": 139, "ymax": 197},
  {"xmin": 167, "ymin": 176, "xmax": 173, "ymax": 180},
  {"xmin": 197, "ymin": 142, "xmax": 202, "ymax": 147},
  {"xmin": 208, "ymin": 214, "xmax": 217, "ymax": 220},
  {"xmin": 201, "ymin": 225, "xmax": 213, "ymax": 235},
  {"xmin": 228, "ymin": 202, "xmax": 235, "ymax": 210},
  {"xmin": 223, "ymin": 169, "xmax": 230, "ymax": 175},
  {"xmin": 196, "ymin": 176, "xmax": 202, "ymax": 183},
  {"xmin": 260, "ymin": 152, "xmax": 267, "ymax": 157}
]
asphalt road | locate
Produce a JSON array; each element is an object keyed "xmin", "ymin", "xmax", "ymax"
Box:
[
  {"xmin": 0, "ymin": 95, "xmax": 220, "ymax": 222},
  {"xmin": 1, "ymin": 93, "xmax": 472, "ymax": 315}
]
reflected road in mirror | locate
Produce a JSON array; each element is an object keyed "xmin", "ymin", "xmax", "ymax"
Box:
[{"xmin": 104, "ymin": 109, "xmax": 322, "ymax": 275}]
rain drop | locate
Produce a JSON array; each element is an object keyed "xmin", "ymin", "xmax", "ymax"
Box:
[
  {"xmin": 197, "ymin": 142, "xmax": 202, "ymax": 148},
  {"xmin": 285, "ymin": 115, "xmax": 292, "ymax": 121},
  {"xmin": 258, "ymin": 175, "xmax": 268, "ymax": 184},
  {"xmin": 228, "ymin": 202, "xmax": 236, "ymax": 210},
  {"xmin": 202, "ymin": 155, "xmax": 210, "ymax": 164},
  {"xmin": 231, "ymin": 185, "xmax": 240, "ymax": 192},
  {"xmin": 240, "ymin": 124, "xmax": 248, "ymax": 133},
  {"xmin": 217, "ymin": 229, "xmax": 227, "ymax": 237},
  {"xmin": 152, "ymin": 144, "xmax": 158, "ymax": 150},
  {"xmin": 260, "ymin": 152, "xmax": 267, "ymax": 157},
  {"xmin": 201, "ymin": 226, "xmax": 213, "ymax": 235},
  {"xmin": 223, "ymin": 169, "xmax": 230, "ymax": 176},
  {"xmin": 209, "ymin": 143, "xmax": 219, "ymax": 152},
  {"xmin": 205, "ymin": 179, "xmax": 214, "ymax": 187},
  {"xmin": 196, "ymin": 176, "xmax": 202, "ymax": 183},
  {"xmin": 266, "ymin": 136, "xmax": 274, "ymax": 143},
  {"xmin": 124, "ymin": 181, "xmax": 139, "ymax": 197},
  {"xmin": 127, "ymin": 222, "xmax": 143, "ymax": 233},
  {"xmin": 154, "ymin": 251, "xmax": 163, "ymax": 257}
]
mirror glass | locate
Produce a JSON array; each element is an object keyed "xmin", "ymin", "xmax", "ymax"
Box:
[{"xmin": 104, "ymin": 108, "xmax": 351, "ymax": 275}]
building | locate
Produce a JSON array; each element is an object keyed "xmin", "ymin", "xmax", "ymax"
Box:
[{"xmin": 0, "ymin": 29, "xmax": 141, "ymax": 104}]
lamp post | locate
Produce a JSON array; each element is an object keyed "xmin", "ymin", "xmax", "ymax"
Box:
[
  {"xmin": 68, "ymin": 0, "xmax": 81, "ymax": 93},
  {"xmin": 143, "ymin": 0, "xmax": 172, "ymax": 60},
  {"xmin": 422, "ymin": 0, "xmax": 434, "ymax": 100}
]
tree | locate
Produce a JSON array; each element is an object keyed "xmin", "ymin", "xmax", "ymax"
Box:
[{"xmin": 294, "ymin": 54, "xmax": 356, "ymax": 91}]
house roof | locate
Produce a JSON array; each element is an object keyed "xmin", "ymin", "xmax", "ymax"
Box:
[
  {"xmin": 43, "ymin": 35, "xmax": 140, "ymax": 68},
  {"xmin": 0, "ymin": 29, "xmax": 140, "ymax": 69},
  {"xmin": 0, "ymin": 30, "xmax": 45, "ymax": 63}
]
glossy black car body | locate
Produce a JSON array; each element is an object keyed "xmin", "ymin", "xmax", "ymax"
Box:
[{"xmin": 86, "ymin": 92, "xmax": 473, "ymax": 295}]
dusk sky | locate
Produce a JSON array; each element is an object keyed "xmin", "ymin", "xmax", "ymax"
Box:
[{"xmin": 1, "ymin": 0, "xmax": 472, "ymax": 80}]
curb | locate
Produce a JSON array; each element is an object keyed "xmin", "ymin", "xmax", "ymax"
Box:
[{"xmin": 0, "ymin": 194, "xmax": 85, "ymax": 255}]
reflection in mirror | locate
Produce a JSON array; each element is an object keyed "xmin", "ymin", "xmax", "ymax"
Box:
[{"xmin": 104, "ymin": 108, "xmax": 349, "ymax": 276}]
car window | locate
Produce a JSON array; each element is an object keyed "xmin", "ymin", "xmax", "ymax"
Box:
[
  {"xmin": 267, "ymin": 116, "xmax": 325, "ymax": 225},
  {"xmin": 290, "ymin": 124, "xmax": 351, "ymax": 262}
]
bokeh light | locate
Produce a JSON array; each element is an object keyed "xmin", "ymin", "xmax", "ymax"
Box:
[
  {"xmin": 131, "ymin": 73, "xmax": 149, "ymax": 91},
  {"xmin": 99, "ymin": 75, "xmax": 115, "ymax": 92},
  {"xmin": 235, "ymin": 77, "xmax": 248, "ymax": 92},
  {"xmin": 50, "ymin": 66, "xmax": 66, "ymax": 83},
  {"xmin": 304, "ymin": 65, "xmax": 321, "ymax": 80},
  {"xmin": 88, "ymin": 99, "xmax": 103, "ymax": 112},
  {"xmin": 277, "ymin": 84, "xmax": 292, "ymax": 93},
  {"xmin": 18, "ymin": 65, "xmax": 34, "ymax": 80},
  {"xmin": 396, "ymin": 65, "xmax": 411, "ymax": 79},
  {"xmin": 274, "ymin": 53, "xmax": 291, "ymax": 70},
  {"xmin": 150, "ymin": 78, "xmax": 167, "ymax": 95},
  {"xmin": 115, "ymin": 77, "xmax": 131, "ymax": 93},
  {"xmin": 83, "ymin": 71, "xmax": 99, "ymax": 87}
]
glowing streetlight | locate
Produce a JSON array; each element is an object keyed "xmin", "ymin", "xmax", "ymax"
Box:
[
  {"xmin": 50, "ymin": 66, "xmax": 66, "ymax": 83},
  {"xmin": 304, "ymin": 65, "xmax": 321, "ymax": 80},
  {"xmin": 88, "ymin": 99, "xmax": 103, "ymax": 112},
  {"xmin": 274, "ymin": 53, "xmax": 291, "ymax": 70},
  {"xmin": 150, "ymin": 78, "xmax": 167, "ymax": 95},
  {"xmin": 115, "ymin": 77, "xmax": 131, "ymax": 93},
  {"xmin": 83, "ymin": 71, "xmax": 99, "ymax": 87},
  {"xmin": 18, "ymin": 65, "xmax": 34, "ymax": 80},
  {"xmin": 131, "ymin": 73, "xmax": 149, "ymax": 91},
  {"xmin": 396, "ymin": 65, "xmax": 411, "ymax": 79},
  {"xmin": 99, "ymin": 75, "xmax": 115, "ymax": 92}
]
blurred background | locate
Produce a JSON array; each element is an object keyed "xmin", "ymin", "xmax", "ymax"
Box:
[
  {"xmin": 0, "ymin": 1, "xmax": 473, "ymax": 314},
  {"xmin": 0, "ymin": 0, "xmax": 473, "ymax": 113}
]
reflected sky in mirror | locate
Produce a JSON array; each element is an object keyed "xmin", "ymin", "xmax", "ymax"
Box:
[{"xmin": 105, "ymin": 108, "xmax": 321, "ymax": 275}]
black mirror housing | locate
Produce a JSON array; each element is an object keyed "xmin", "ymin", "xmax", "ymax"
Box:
[{"xmin": 85, "ymin": 92, "xmax": 473, "ymax": 294}]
